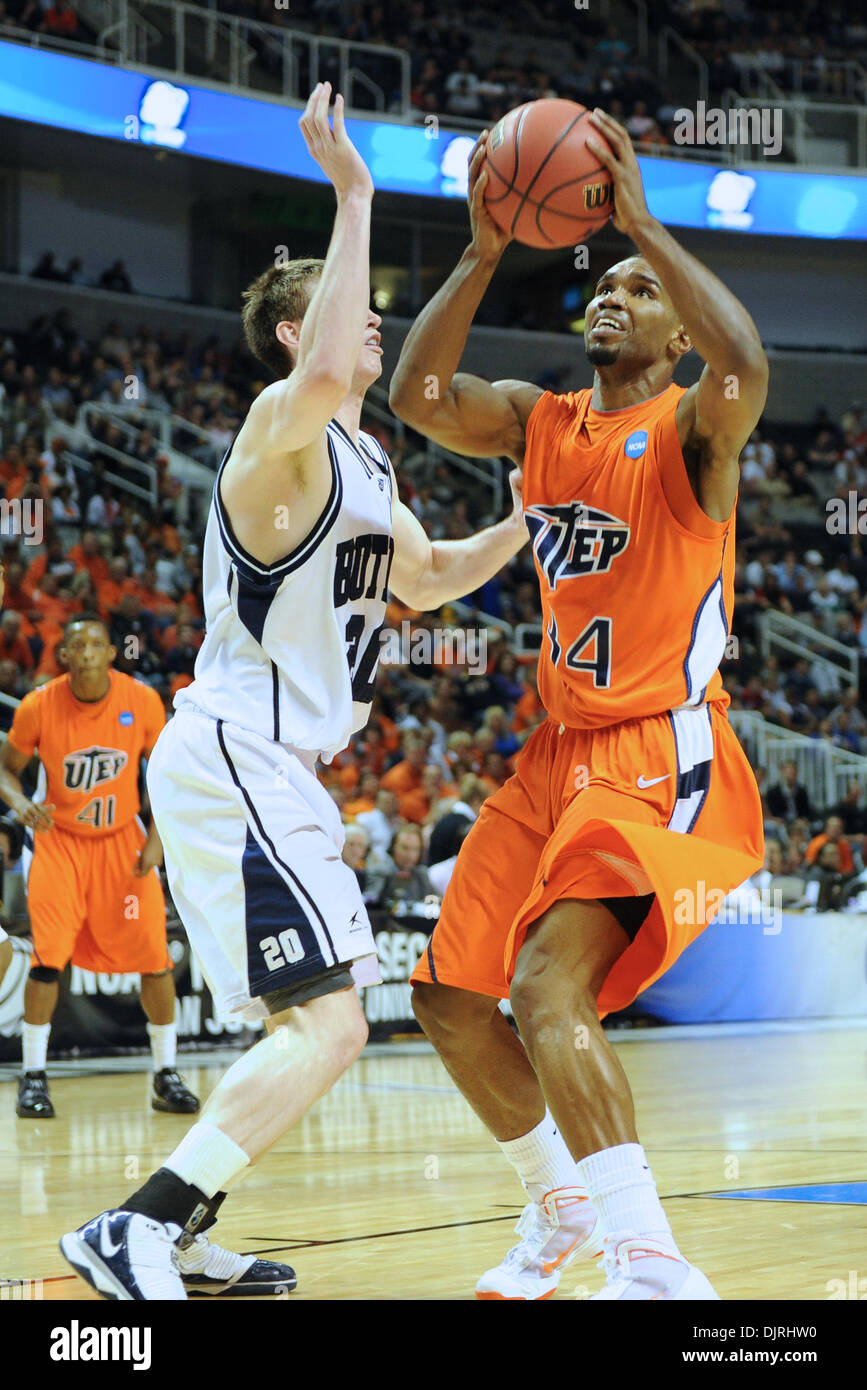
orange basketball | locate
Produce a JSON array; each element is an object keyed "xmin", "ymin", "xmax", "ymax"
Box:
[{"xmin": 482, "ymin": 99, "xmax": 614, "ymax": 249}]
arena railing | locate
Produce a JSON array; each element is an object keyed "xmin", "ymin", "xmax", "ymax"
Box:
[
  {"xmin": 80, "ymin": 0, "xmax": 411, "ymax": 112},
  {"xmin": 79, "ymin": 402, "xmax": 219, "ymax": 472},
  {"xmin": 758, "ymin": 610, "xmax": 859, "ymax": 692},
  {"xmin": 658, "ymin": 25, "xmax": 709, "ymax": 109},
  {"xmin": 0, "ymin": 22, "xmax": 124, "ymax": 64},
  {"xmin": 364, "ymin": 384, "xmax": 504, "ymax": 517},
  {"xmin": 728, "ymin": 708, "xmax": 867, "ymax": 812},
  {"xmin": 49, "ymin": 420, "xmax": 159, "ymax": 507},
  {"xmin": 775, "ymin": 58, "xmax": 866, "ymax": 106}
]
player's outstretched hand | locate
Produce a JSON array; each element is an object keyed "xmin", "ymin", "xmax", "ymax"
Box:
[
  {"xmin": 468, "ymin": 132, "xmax": 512, "ymax": 261},
  {"xmin": 16, "ymin": 799, "xmax": 54, "ymax": 832},
  {"xmin": 586, "ymin": 109, "xmax": 651, "ymax": 237},
  {"xmin": 299, "ymin": 82, "xmax": 373, "ymax": 202}
]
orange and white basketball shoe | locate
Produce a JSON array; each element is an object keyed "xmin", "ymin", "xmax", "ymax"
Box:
[
  {"xmin": 591, "ymin": 1233, "xmax": 720, "ymax": 1300},
  {"xmin": 475, "ymin": 1186, "xmax": 601, "ymax": 1301}
]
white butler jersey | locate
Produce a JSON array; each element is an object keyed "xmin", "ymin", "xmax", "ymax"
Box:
[{"xmin": 175, "ymin": 419, "xmax": 394, "ymax": 759}]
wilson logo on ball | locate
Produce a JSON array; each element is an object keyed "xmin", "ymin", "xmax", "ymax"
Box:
[{"xmin": 584, "ymin": 183, "xmax": 613, "ymax": 211}]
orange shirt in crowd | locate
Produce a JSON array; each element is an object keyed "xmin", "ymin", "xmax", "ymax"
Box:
[
  {"xmin": 804, "ymin": 833, "xmax": 854, "ymax": 875},
  {"xmin": 343, "ymin": 793, "xmax": 376, "ymax": 818},
  {"xmin": 169, "ymin": 673, "xmax": 194, "ymax": 699},
  {"xmin": 4, "ymin": 472, "xmax": 29, "ymax": 502},
  {"xmin": 381, "ymin": 760, "xmax": 423, "ymax": 797},
  {"xmin": 1, "ymin": 581, "xmax": 32, "ymax": 615},
  {"xmin": 337, "ymin": 762, "xmax": 360, "ymax": 791},
  {"xmin": 98, "ymin": 577, "xmax": 139, "ymax": 612},
  {"xmin": 140, "ymin": 588, "xmax": 179, "ymax": 621},
  {"xmin": 399, "ymin": 780, "xmax": 457, "ymax": 825},
  {"xmin": 31, "ymin": 589, "xmax": 75, "ymax": 628},
  {"xmin": 375, "ymin": 714, "xmax": 401, "ymax": 754},
  {"xmin": 68, "ymin": 545, "xmax": 110, "ymax": 588}
]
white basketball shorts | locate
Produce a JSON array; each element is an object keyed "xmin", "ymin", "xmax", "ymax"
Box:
[{"xmin": 146, "ymin": 706, "xmax": 380, "ymax": 1022}]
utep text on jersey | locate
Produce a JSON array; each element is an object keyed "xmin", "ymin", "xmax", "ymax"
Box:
[{"xmin": 523, "ymin": 382, "xmax": 735, "ymax": 729}]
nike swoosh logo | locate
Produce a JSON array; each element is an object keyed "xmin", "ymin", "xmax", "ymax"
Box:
[
  {"xmin": 636, "ymin": 774, "xmax": 671, "ymax": 788},
  {"xmin": 99, "ymin": 1221, "xmax": 124, "ymax": 1260}
]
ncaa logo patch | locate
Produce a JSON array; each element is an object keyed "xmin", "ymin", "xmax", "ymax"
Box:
[
  {"xmin": 119, "ymin": 711, "xmax": 134, "ymax": 726},
  {"xmin": 624, "ymin": 430, "xmax": 648, "ymax": 458}
]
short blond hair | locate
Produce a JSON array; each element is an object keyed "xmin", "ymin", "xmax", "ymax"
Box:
[{"xmin": 241, "ymin": 259, "xmax": 324, "ymax": 379}]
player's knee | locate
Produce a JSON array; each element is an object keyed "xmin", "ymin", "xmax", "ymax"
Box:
[
  {"xmin": 29, "ymin": 965, "xmax": 60, "ymax": 985},
  {"xmin": 411, "ymin": 981, "xmax": 494, "ymax": 1043},
  {"xmin": 510, "ymin": 935, "xmax": 592, "ymax": 1034},
  {"xmin": 332, "ymin": 990, "xmax": 368, "ymax": 1069}
]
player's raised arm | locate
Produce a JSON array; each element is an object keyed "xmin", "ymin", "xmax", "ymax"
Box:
[
  {"xmin": 230, "ymin": 83, "xmax": 374, "ymax": 467},
  {"xmin": 389, "ymin": 133, "xmax": 541, "ymax": 462},
  {"xmin": 389, "ymin": 466, "xmax": 527, "ymax": 610},
  {"xmin": 586, "ymin": 108, "xmax": 768, "ymax": 520}
]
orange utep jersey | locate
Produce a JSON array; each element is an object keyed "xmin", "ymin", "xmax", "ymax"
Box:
[
  {"xmin": 8, "ymin": 671, "xmax": 165, "ymax": 836},
  {"xmin": 523, "ymin": 382, "xmax": 734, "ymax": 729}
]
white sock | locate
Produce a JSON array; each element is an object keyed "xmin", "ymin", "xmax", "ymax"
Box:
[
  {"xmin": 576, "ymin": 1142, "xmax": 675, "ymax": 1248},
  {"xmin": 497, "ymin": 1110, "xmax": 585, "ymax": 1202},
  {"xmin": 147, "ymin": 1022, "xmax": 177, "ymax": 1071},
  {"xmin": 165, "ymin": 1122, "xmax": 251, "ymax": 1200},
  {"xmin": 22, "ymin": 1022, "xmax": 50, "ymax": 1073}
]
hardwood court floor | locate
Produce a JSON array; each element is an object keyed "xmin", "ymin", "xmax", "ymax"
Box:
[{"xmin": 1, "ymin": 1023, "xmax": 865, "ymax": 1301}]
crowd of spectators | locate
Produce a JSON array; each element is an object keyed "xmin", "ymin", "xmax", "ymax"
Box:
[
  {"xmin": 1, "ymin": 302, "xmax": 866, "ymax": 919},
  {"xmin": 5, "ymin": 0, "xmax": 863, "ymax": 173},
  {"xmin": 659, "ymin": 0, "xmax": 866, "ymax": 103},
  {"xmin": 754, "ymin": 762, "xmax": 867, "ymax": 912},
  {"xmin": 0, "ymin": 0, "xmax": 90, "ymax": 46},
  {"xmin": 30, "ymin": 253, "xmax": 135, "ymax": 295}
]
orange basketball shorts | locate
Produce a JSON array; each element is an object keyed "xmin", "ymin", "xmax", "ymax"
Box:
[
  {"xmin": 411, "ymin": 703, "xmax": 763, "ymax": 1016},
  {"xmin": 27, "ymin": 819, "xmax": 169, "ymax": 975}
]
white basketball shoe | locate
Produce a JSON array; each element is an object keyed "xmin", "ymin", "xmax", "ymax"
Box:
[
  {"xmin": 476, "ymin": 1186, "xmax": 601, "ymax": 1301},
  {"xmin": 591, "ymin": 1233, "xmax": 720, "ymax": 1300},
  {"xmin": 60, "ymin": 1210, "xmax": 187, "ymax": 1300}
]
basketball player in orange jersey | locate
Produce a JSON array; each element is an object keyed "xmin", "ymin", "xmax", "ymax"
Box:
[
  {"xmin": 389, "ymin": 109, "xmax": 766, "ymax": 1301},
  {"xmin": 0, "ymin": 612, "xmax": 200, "ymax": 1121}
]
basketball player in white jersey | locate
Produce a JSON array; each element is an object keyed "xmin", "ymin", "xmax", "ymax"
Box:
[{"xmin": 60, "ymin": 84, "xmax": 528, "ymax": 1299}]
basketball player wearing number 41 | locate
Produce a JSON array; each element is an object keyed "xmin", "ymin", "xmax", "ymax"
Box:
[
  {"xmin": 390, "ymin": 109, "xmax": 767, "ymax": 1301},
  {"xmin": 59, "ymin": 83, "xmax": 530, "ymax": 1300}
]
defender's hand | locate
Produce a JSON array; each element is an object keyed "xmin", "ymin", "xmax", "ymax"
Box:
[
  {"xmin": 468, "ymin": 132, "xmax": 512, "ymax": 261},
  {"xmin": 299, "ymin": 83, "xmax": 373, "ymax": 202},
  {"xmin": 586, "ymin": 109, "xmax": 652, "ymax": 237}
]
